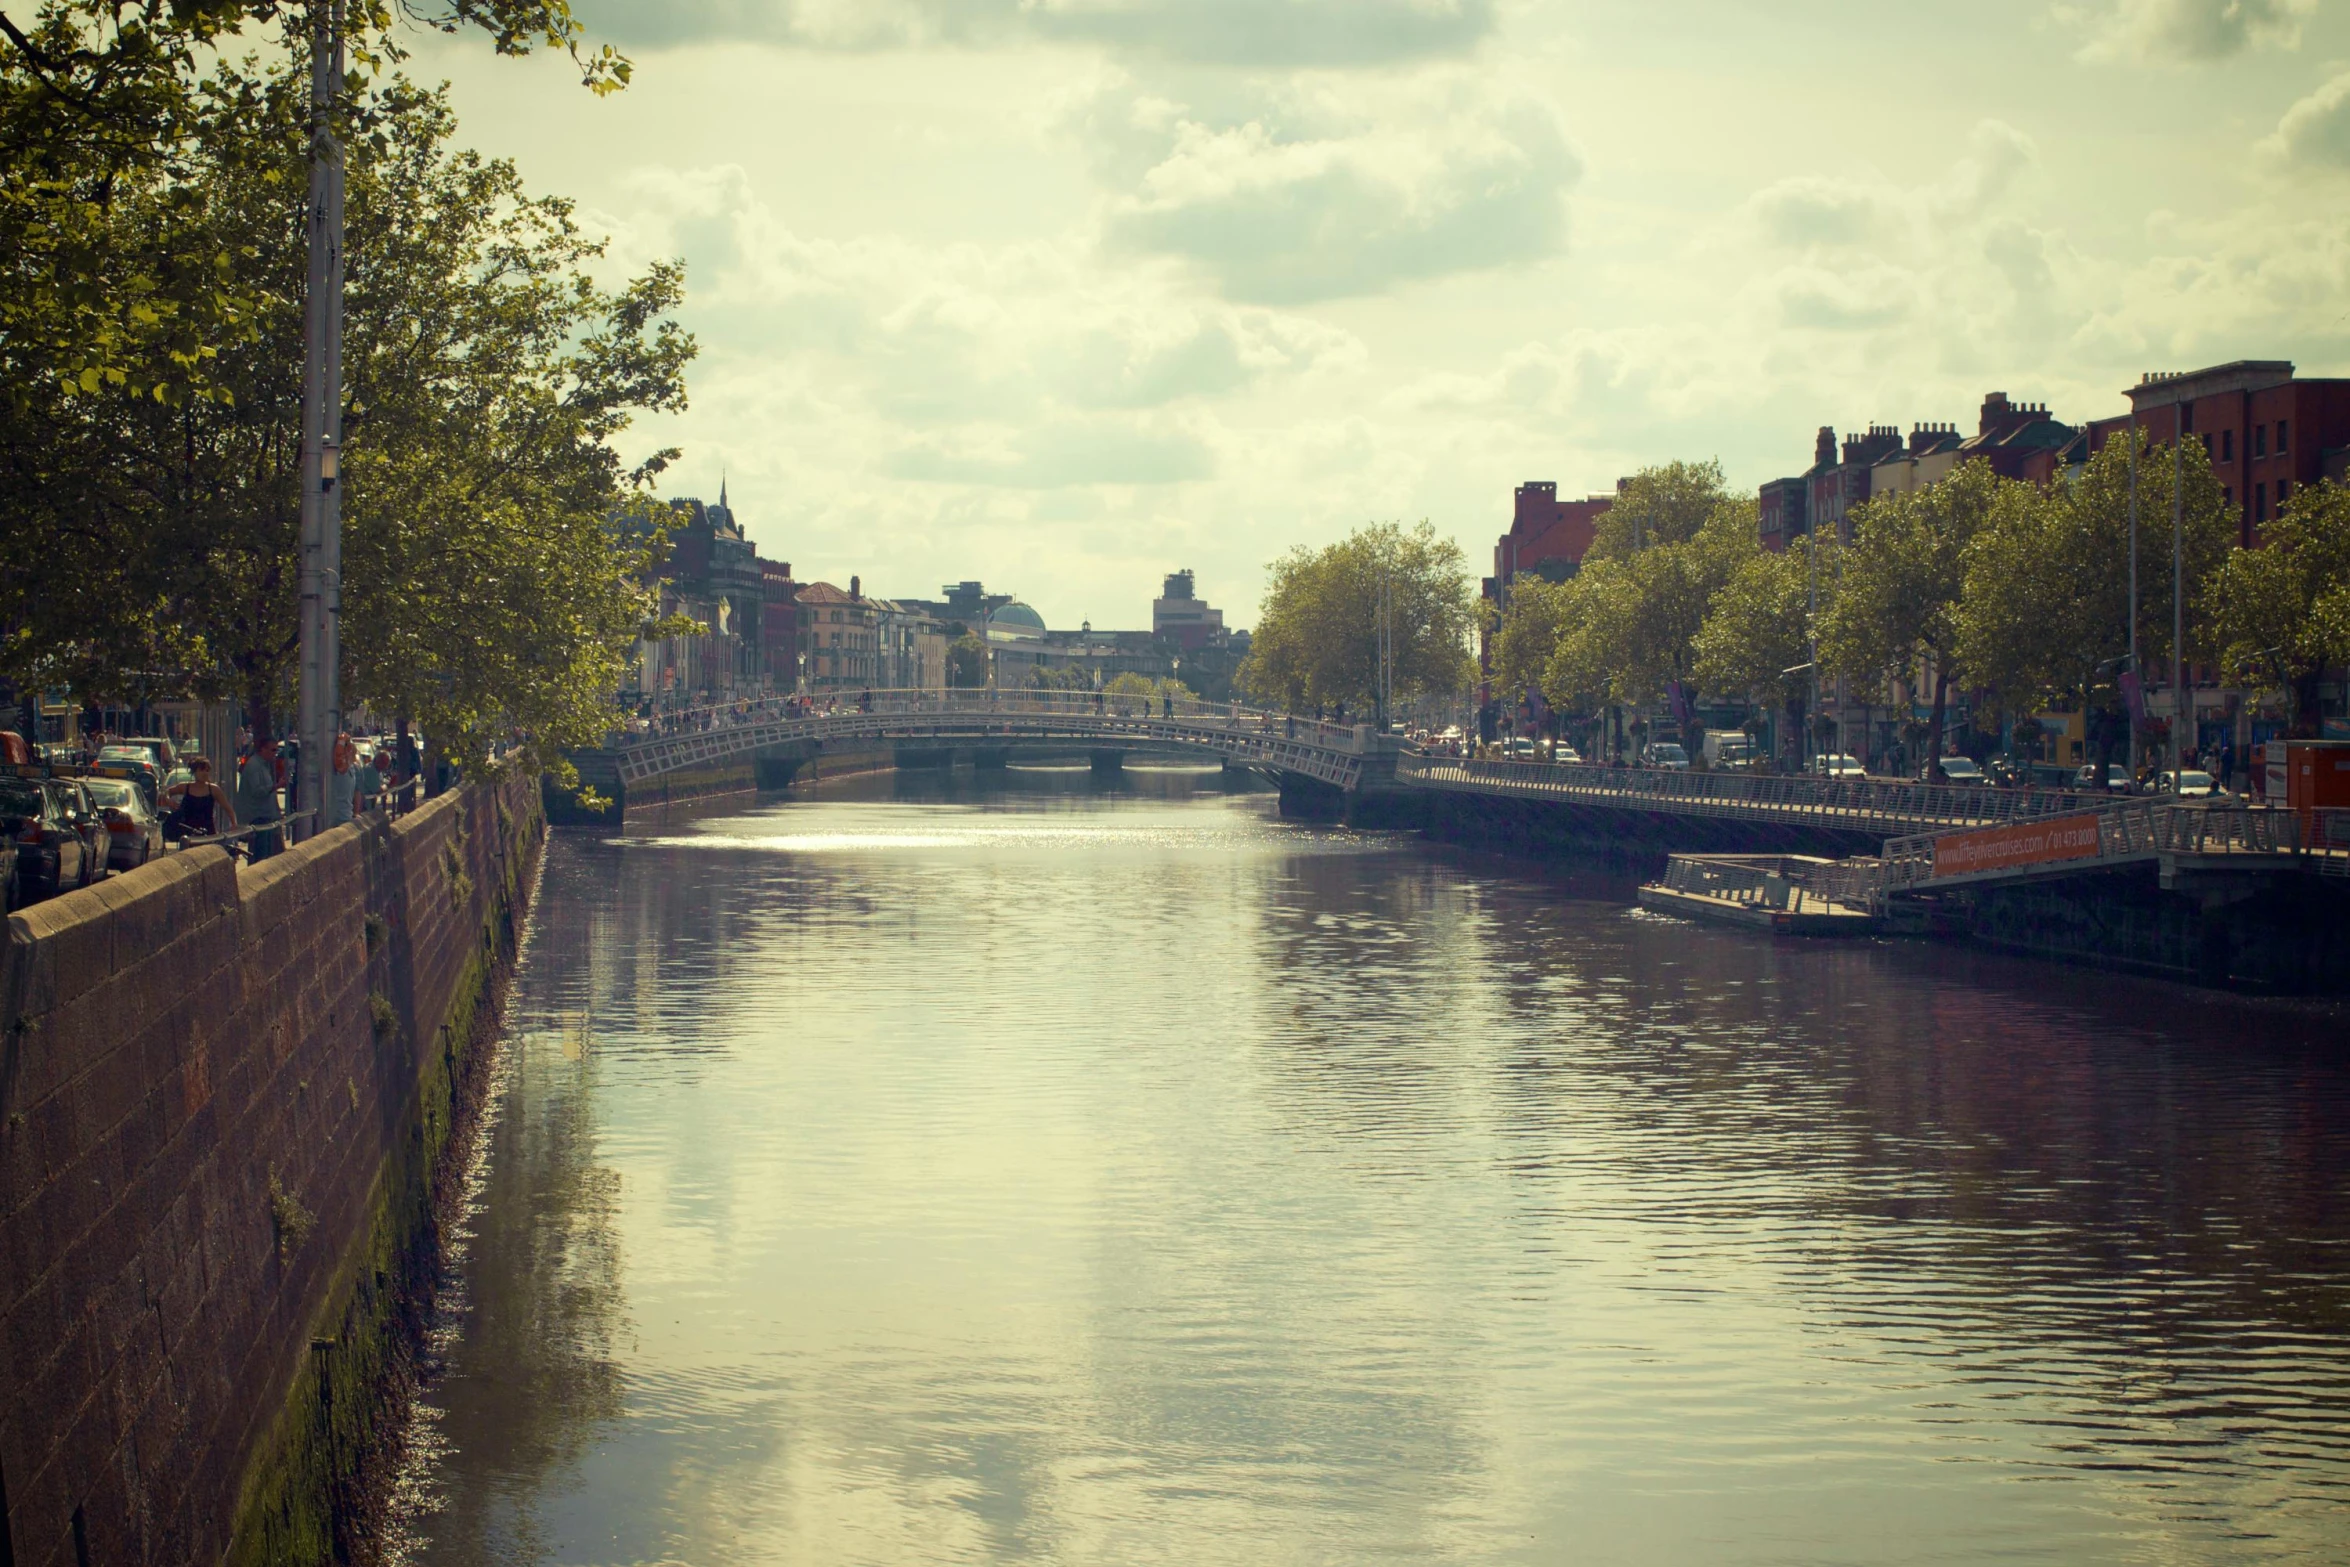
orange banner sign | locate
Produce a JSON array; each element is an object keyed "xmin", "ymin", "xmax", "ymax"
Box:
[{"xmin": 1932, "ymin": 813, "xmax": 2105, "ymax": 879}]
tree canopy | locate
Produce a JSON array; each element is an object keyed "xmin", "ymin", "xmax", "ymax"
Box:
[
  {"xmin": 1240, "ymin": 521, "xmax": 1475, "ymax": 719},
  {"xmin": 1955, "ymin": 431, "xmax": 2233, "ymax": 723},
  {"xmin": 2208, "ymin": 479, "xmax": 2350, "ymax": 728},
  {"xmin": 1, "ymin": 1, "xmax": 627, "ymax": 405},
  {"xmin": 0, "ymin": 61, "xmax": 692, "ymax": 773}
]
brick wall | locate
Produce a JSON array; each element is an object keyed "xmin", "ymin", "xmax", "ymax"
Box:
[{"xmin": 0, "ymin": 776, "xmax": 542, "ymax": 1567}]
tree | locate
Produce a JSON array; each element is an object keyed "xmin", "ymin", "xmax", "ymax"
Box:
[
  {"xmin": 1956, "ymin": 431, "xmax": 2233, "ymax": 772},
  {"xmin": 0, "ymin": 65, "xmax": 692, "ymax": 774},
  {"xmin": 1, "ymin": 2, "xmax": 628, "ymax": 404},
  {"xmin": 1692, "ymin": 536, "xmax": 1830, "ymax": 768},
  {"xmin": 1585, "ymin": 459, "xmax": 1734, "ymax": 561},
  {"xmin": 1239, "ymin": 520, "xmax": 1475, "ymax": 721},
  {"xmin": 1818, "ymin": 460, "xmax": 2009, "ymax": 779},
  {"xmin": 1487, "ymin": 575, "xmax": 1572, "ymax": 713},
  {"xmin": 1542, "ymin": 497, "xmax": 1756, "ymax": 735},
  {"xmin": 946, "ymin": 632, "xmax": 988, "ymax": 688},
  {"xmin": 2209, "ymin": 479, "xmax": 2350, "ymax": 732}
]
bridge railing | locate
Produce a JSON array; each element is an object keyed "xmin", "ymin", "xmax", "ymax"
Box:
[
  {"xmin": 1394, "ymin": 752, "xmax": 2115, "ymax": 828},
  {"xmin": 1866, "ymin": 797, "xmax": 2318, "ymax": 905},
  {"xmin": 611, "ymin": 688, "xmax": 1376, "ymax": 755}
]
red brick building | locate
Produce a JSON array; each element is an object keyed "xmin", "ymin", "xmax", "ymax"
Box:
[
  {"xmin": 1487, "ymin": 480, "xmax": 1613, "ymax": 599},
  {"xmin": 2086, "ymin": 361, "xmax": 2350, "ymax": 547}
]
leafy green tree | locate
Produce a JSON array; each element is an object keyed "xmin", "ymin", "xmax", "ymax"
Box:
[
  {"xmin": 1818, "ymin": 460, "xmax": 2010, "ymax": 779},
  {"xmin": 1585, "ymin": 459, "xmax": 1733, "ymax": 561},
  {"xmin": 2208, "ymin": 479, "xmax": 2350, "ymax": 732},
  {"xmin": 0, "ymin": 65, "xmax": 691, "ymax": 774},
  {"xmin": 1, "ymin": 2, "xmax": 627, "ymax": 404},
  {"xmin": 946, "ymin": 632, "xmax": 988, "ymax": 688},
  {"xmin": 1102, "ymin": 671, "xmax": 1154, "ymax": 699},
  {"xmin": 1542, "ymin": 498, "xmax": 1756, "ymax": 731},
  {"xmin": 1955, "ymin": 431, "xmax": 2233, "ymax": 770},
  {"xmin": 1487, "ymin": 575, "xmax": 1573, "ymax": 712},
  {"xmin": 1239, "ymin": 520, "xmax": 1475, "ymax": 721},
  {"xmin": 1692, "ymin": 536, "xmax": 1830, "ymax": 768}
]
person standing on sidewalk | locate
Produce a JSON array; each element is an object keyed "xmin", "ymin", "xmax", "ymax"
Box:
[
  {"xmin": 237, "ymin": 737, "xmax": 284, "ymax": 860},
  {"xmin": 328, "ymin": 733, "xmax": 358, "ymax": 827}
]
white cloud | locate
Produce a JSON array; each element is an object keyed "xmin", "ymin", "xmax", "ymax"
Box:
[
  {"xmin": 573, "ymin": 0, "xmax": 1498, "ymax": 66},
  {"xmin": 2063, "ymin": 0, "xmax": 2316, "ymax": 62},
  {"xmin": 1071, "ymin": 69, "xmax": 1581, "ymax": 303},
  {"xmin": 2260, "ymin": 69, "xmax": 2350, "ymax": 169}
]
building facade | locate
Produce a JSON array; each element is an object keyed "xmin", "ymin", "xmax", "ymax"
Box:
[
  {"xmin": 2086, "ymin": 361, "xmax": 2350, "ymax": 547},
  {"xmin": 797, "ymin": 578, "xmax": 880, "ymax": 692}
]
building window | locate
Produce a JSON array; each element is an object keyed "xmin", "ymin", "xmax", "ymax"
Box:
[
  {"xmin": 2253, "ymin": 424, "xmax": 2266, "ymax": 458},
  {"xmin": 2202, "ymin": 433, "xmax": 2213, "ymax": 458},
  {"xmin": 2255, "ymin": 483, "xmax": 2267, "ymax": 523},
  {"xmin": 2221, "ymin": 429, "xmax": 2233, "ymax": 463},
  {"xmin": 2277, "ymin": 419, "xmax": 2289, "ymax": 453},
  {"xmin": 2278, "ymin": 479, "xmax": 2290, "ymax": 506}
]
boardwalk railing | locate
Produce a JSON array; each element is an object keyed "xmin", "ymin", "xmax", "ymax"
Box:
[
  {"xmin": 1859, "ymin": 797, "xmax": 2334, "ymax": 906},
  {"xmin": 608, "ymin": 689, "xmax": 1386, "ymax": 791},
  {"xmin": 1395, "ymin": 752, "xmax": 2115, "ymax": 836}
]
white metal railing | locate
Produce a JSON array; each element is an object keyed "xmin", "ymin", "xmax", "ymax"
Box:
[
  {"xmin": 1865, "ymin": 797, "xmax": 2324, "ymax": 905},
  {"xmin": 607, "ymin": 688, "xmax": 1388, "ymax": 790},
  {"xmin": 1396, "ymin": 751, "xmax": 2115, "ymax": 833}
]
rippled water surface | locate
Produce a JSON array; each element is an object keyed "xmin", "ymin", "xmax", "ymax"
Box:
[{"xmin": 397, "ymin": 768, "xmax": 2350, "ymax": 1565}]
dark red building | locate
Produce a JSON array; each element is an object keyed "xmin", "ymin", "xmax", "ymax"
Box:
[
  {"xmin": 2087, "ymin": 361, "xmax": 2350, "ymax": 547},
  {"xmin": 1489, "ymin": 480, "xmax": 1613, "ymax": 598}
]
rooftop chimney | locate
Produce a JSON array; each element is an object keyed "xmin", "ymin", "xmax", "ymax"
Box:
[{"xmin": 1814, "ymin": 426, "xmax": 1837, "ymax": 470}]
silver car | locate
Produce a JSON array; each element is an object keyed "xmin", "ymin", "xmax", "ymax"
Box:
[{"xmin": 84, "ymin": 778, "xmax": 164, "ymax": 870}]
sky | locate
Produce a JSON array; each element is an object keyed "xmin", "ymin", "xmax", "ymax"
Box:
[{"xmin": 410, "ymin": 0, "xmax": 2350, "ymax": 630}]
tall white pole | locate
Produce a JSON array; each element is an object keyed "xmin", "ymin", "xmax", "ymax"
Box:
[
  {"xmin": 2172, "ymin": 410, "xmax": 2186, "ymax": 795},
  {"xmin": 296, "ymin": 0, "xmax": 347, "ymax": 838},
  {"xmin": 2127, "ymin": 410, "xmax": 2138, "ymax": 778}
]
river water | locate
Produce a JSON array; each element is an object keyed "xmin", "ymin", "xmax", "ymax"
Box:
[{"xmin": 392, "ymin": 767, "xmax": 2350, "ymax": 1566}]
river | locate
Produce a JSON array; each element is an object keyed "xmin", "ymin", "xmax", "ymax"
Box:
[{"xmin": 390, "ymin": 765, "xmax": 2350, "ymax": 1566}]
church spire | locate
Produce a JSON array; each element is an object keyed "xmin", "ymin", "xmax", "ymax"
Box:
[{"xmin": 719, "ymin": 474, "xmax": 729, "ymax": 512}]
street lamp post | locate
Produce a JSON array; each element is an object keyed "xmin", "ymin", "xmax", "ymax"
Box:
[
  {"xmin": 295, "ymin": 0, "xmax": 348, "ymax": 839},
  {"xmin": 2126, "ymin": 410, "xmax": 2138, "ymax": 776},
  {"xmin": 2172, "ymin": 412, "xmax": 2185, "ymax": 796}
]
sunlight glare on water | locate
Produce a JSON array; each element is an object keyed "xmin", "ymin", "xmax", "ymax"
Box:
[{"xmin": 395, "ymin": 769, "xmax": 2350, "ymax": 1567}]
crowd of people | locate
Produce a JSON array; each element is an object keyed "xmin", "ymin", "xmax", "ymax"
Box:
[{"xmin": 58, "ymin": 721, "xmax": 430, "ymax": 861}]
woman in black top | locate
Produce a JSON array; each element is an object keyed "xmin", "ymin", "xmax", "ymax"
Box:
[{"xmin": 164, "ymin": 758, "xmax": 238, "ymax": 839}]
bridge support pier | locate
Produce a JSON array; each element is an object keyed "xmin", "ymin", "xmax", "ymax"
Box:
[
  {"xmin": 1277, "ymin": 772, "xmax": 1346, "ymax": 821},
  {"xmin": 1089, "ymin": 749, "xmax": 1125, "ymax": 776}
]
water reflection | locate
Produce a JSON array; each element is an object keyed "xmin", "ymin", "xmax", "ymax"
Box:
[{"xmin": 396, "ymin": 771, "xmax": 2350, "ymax": 1565}]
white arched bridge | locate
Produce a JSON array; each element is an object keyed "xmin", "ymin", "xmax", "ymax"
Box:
[{"xmin": 606, "ymin": 690, "xmax": 1395, "ymax": 793}]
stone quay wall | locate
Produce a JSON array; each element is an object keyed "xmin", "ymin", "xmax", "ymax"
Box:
[{"xmin": 0, "ymin": 775, "xmax": 544, "ymax": 1567}]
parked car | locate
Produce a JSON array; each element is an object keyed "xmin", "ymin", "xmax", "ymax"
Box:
[
  {"xmin": 1813, "ymin": 753, "xmax": 1866, "ymax": 779},
  {"xmin": 1504, "ymin": 737, "xmax": 1539, "ymax": 758},
  {"xmin": 2157, "ymin": 769, "xmax": 2221, "ymax": 798},
  {"xmin": 1933, "ymin": 756, "xmax": 1986, "ymax": 785},
  {"xmin": 57, "ymin": 778, "xmax": 112, "ymax": 883},
  {"xmin": 1555, "ymin": 746, "xmax": 1584, "ymax": 765},
  {"xmin": 111, "ymin": 735, "xmax": 177, "ymax": 770},
  {"xmin": 3, "ymin": 776, "xmax": 99, "ymax": 902},
  {"xmin": 1644, "ymin": 742, "xmax": 1691, "ymax": 771},
  {"xmin": 84, "ymin": 778, "xmax": 163, "ymax": 870},
  {"xmin": 2073, "ymin": 763, "xmax": 2134, "ymax": 793},
  {"xmin": 94, "ymin": 746, "xmax": 164, "ymax": 802}
]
